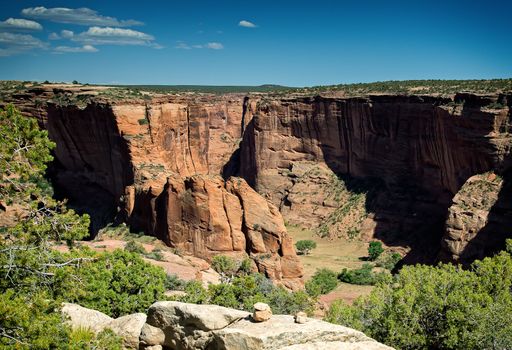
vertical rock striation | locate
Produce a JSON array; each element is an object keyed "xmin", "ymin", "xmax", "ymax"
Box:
[
  {"xmin": 239, "ymin": 94, "xmax": 512, "ymax": 262},
  {"xmin": 10, "ymin": 90, "xmax": 303, "ymax": 287},
  {"xmin": 6, "ymin": 86, "xmax": 512, "ymax": 268}
]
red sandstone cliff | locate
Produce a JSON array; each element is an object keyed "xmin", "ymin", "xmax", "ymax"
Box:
[
  {"xmin": 239, "ymin": 94, "xmax": 512, "ymax": 262},
  {"xmin": 4, "ymin": 85, "xmax": 512, "ymax": 269},
  {"xmin": 3, "ymin": 88, "xmax": 303, "ymax": 288}
]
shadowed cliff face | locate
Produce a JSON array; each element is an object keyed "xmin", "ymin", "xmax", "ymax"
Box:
[
  {"xmin": 239, "ymin": 94, "xmax": 512, "ymax": 263},
  {"xmin": 44, "ymin": 103, "xmax": 134, "ymax": 234}
]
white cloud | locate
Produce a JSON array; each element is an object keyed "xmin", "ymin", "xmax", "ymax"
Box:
[
  {"xmin": 206, "ymin": 42, "xmax": 223, "ymax": 50},
  {"xmin": 0, "ymin": 32, "xmax": 48, "ymax": 56},
  {"xmin": 73, "ymin": 26, "xmax": 159, "ymax": 47},
  {"xmin": 61, "ymin": 30, "xmax": 74, "ymax": 38},
  {"xmin": 175, "ymin": 41, "xmax": 224, "ymax": 50},
  {"xmin": 0, "ymin": 18, "xmax": 42, "ymax": 31},
  {"xmin": 238, "ymin": 20, "xmax": 257, "ymax": 28},
  {"xmin": 175, "ymin": 41, "xmax": 191, "ymax": 49},
  {"xmin": 21, "ymin": 7, "xmax": 143, "ymax": 27},
  {"xmin": 54, "ymin": 44, "xmax": 98, "ymax": 53},
  {"xmin": 48, "ymin": 30, "xmax": 74, "ymax": 40}
]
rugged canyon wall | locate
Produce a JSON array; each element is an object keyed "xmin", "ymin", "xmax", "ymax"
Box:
[
  {"xmin": 239, "ymin": 94, "xmax": 512, "ymax": 262},
  {"xmin": 4, "ymin": 88, "xmax": 303, "ymax": 288},
  {"xmin": 4, "ymin": 86, "xmax": 512, "ymax": 269}
]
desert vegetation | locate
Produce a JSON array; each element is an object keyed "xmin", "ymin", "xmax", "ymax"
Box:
[
  {"xmin": 295, "ymin": 239, "xmax": 317, "ymax": 255},
  {"xmin": 325, "ymin": 242, "xmax": 512, "ymax": 349}
]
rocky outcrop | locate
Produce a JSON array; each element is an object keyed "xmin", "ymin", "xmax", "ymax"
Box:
[
  {"xmin": 40, "ymin": 96, "xmax": 253, "ymax": 232},
  {"xmin": 211, "ymin": 315, "xmax": 393, "ymax": 350},
  {"xmin": 129, "ymin": 174, "xmax": 303, "ymax": 289},
  {"xmin": 141, "ymin": 301, "xmax": 393, "ymax": 350},
  {"xmin": 142, "ymin": 301, "xmax": 250, "ymax": 349},
  {"xmin": 441, "ymin": 171, "xmax": 512, "ymax": 263},
  {"xmin": 61, "ymin": 301, "xmax": 394, "ymax": 350},
  {"xmin": 239, "ymin": 94, "xmax": 512, "ymax": 262},
  {"xmin": 61, "ymin": 303, "xmax": 146, "ymax": 349}
]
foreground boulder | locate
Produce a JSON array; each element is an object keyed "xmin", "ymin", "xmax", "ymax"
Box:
[
  {"xmin": 61, "ymin": 303, "xmax": 113, "ymax": 333},
  {"xmin": 141, "ymin": 301, "xmax": 393, "ymax": 350},
  {"xmin": 142, "ymin": 301, "xmax": 250, "ymax": 349},
  {"xmin": 62, "ymin": 301, "xmax": 392, "ymax": 350},
  {"xmin": 62, "ymin": 303, "xmax": 146, "ymax": 349},
  {"xmin": 211, "ymin": 315, "xmax": 393, "ymax": 350}
]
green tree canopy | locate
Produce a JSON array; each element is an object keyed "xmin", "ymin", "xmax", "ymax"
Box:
[
  {"xmin": 326, "ymin": 241, "xmax": 512, "ymax": 350},
  {"xmin": 295, "ymin": 240, "xmax": 317, "ymax": 255}
]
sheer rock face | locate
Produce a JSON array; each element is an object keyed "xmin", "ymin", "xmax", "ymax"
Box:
[
  {"xmin": 14, "ymin": 92, "xmax": 302, "ymax": 287},
  {"xmin": 128, "ymin": 174, "xmax": 303, "ymax": 289},
  {"xmin": 239, "ymin": 94, "xmax": 512, "ymax": 262}
]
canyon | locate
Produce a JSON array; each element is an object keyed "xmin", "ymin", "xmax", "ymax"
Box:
[{"xmin": 3, "ymin": 84, "xmax": 512, "ymax": 284}]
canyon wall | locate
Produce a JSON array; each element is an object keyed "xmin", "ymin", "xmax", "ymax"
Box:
[
  {"xmin": 5, "ymin": 86, "xmax": 512, "ymax": 270},
  {"xmin": 239, "ymin": 94, "xmax": 512, "ymax": 262},
  {"xmin": 5, "ymin": 89, "xmax": 303, "ymax": 288}
]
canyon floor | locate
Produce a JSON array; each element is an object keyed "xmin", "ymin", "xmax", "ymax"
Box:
[{"xmin": 287, "ymin": 224, "xmax": 374, "ymax": 305}]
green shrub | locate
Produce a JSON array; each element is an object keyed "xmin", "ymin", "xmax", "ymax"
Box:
[
  {"xmin": 138, "ymin": 118, "xmax": 148, "ymax": 125},
  {"xmin": 368, "ymin": 241, "xmax": 384, "ymax": 261},
  {"xmin": 165, "ymin": 274, "xmax": 187, "ymax": 291},
  {"xmin": 124, "ymin": 240, "xmax": 147, "ymax": 254},
  {"xmin": 145, "ymin": 248, "xmax": 165, "ymax": 261},
  {"xmin": 178, "ymin": 273, "xmax": 315, "ymax": 315},
  {"xmin": 68, "ymin": 328, "xmax": 123, "ymax": 350},
  {"xmin": 326, "ymin": 242, "xmax": 512, "ymax": 350},
  {"xmin": 295, "ymin": 240, "xmax": 317, "ymax": 255},
  {"xmin": 305, "ymin": 268, "xmax": 339, "ymax": 297},
  {"xmin": 181, "ymin": 280, "xmax": 210, "ymax": 304},
  {"xmin": 0, "ymin": 291, "xmax": 69, "ymax": 348},
  {"xmin": 56, "ymin": 249, "xmax": 167, "ymax": 317},
  {"xmin": 238, "ymin": 258, "xmax": 253, "ymax": 275},
  {"xmin": 339, "ymin": 264, "xmax": 378, "ymax": 285},
  {"xmin": 211, "ymin": 255, "xmax": 238, "ymax": 276},
  {"xmin": 375, "ymin": 252, "xmax": 402, "ymax": 270}
]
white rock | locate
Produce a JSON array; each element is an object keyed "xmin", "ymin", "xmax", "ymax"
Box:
[
  {"xmin": 145, "ymin": 301, "xmax": 250, "ymax": 349},
  {"xmin": 107, "ymin": 313, "xmax": 146, "ymax": 349},
  {"xmin": 253, "ymin": 302, "xmax": 270, "ymax": 311},
  {"xmin": 281, "ymin": 341, "xmax": 395, "ymax": 349},
  {"xmin": 294, "ymin": 311, "xmax": 308, "ymax": 324},
  {"xmin": 144, "ymin": 346, "xmax": 163, "ymax": 350},
  {"xmin": 61, "ymin": 303, "xmax": 113, "ymax": 334},
  {"xmin": 139, "ymin": 323, "xmax": 166, "ymax": 347},
  {"xmin": 252, "ymin": 302, "xmax": 272, "ymax": 322},
  {"xmin": 61, "ymin": 303, "xmax": 146, "ymax": 349},
  {"xmin": 211, "ymin": 314, "xmax": 393, "ymax": 350}
]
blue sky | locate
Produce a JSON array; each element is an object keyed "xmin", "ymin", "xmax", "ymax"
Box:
[{"xmin": 0, "ymin": 0, "xmax": 510, "ymax": 86}]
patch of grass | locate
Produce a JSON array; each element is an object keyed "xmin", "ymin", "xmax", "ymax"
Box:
[
  {"xmin": 165, "ymin": 274, "xmax": 187, "ymax": 291},
  {"xmin": 145, "ymin": 248, "xmax": 165, "ymax": 261},
  {"xmin": 124, "ymin": 240, "xmax": 146, "ymax": 254},
  {"xmin": 338, "ymin": 264, "xmax": 392, "ymax": 285},
  {"xmin": 287, "ymin": 224, "xmax": 368, "ymax": 279}
]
